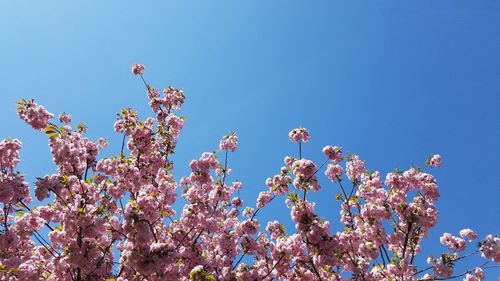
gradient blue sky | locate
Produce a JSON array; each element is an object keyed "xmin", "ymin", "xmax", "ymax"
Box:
[{"xmin": 1, "ymin": 1, "xmax": 499, "ymax": 277}]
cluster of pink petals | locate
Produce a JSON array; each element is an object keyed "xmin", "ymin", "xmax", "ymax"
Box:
[
  {"xmin": 0, "ymin": 139, "xmax": 22, "ymax": 172},
  {"xmin": 324, "ymin": 163, "xmax": 343, "ymax": 182},
  {"xmin": 322, "ymin": 145, "xmax": 342, "ymax": 163},
  {"xmin": 0, "ymin": 172, "xmax": 30, "ymax": 204},
  {"xmin": 113, "ymin": 108, "xmax": 138, "ymax": 135},
  {"xmin": 460, "ymin": 228, "xmax": 478, "ymax": 242},
  {"xmin": 266, "ymin": 221, "xmax": 285, "ymax": 240},
  {"xmin": 434, "ymin": 262, "xmax": 454, "ymax": 279},
  {"xmin": 16, "ymin": 99, "xmax": 54, "ymax": 130},
  {"xmin": 34, "ymin": 174, "xmax": 61, "ymax": 201},
  {"xmin": 322, "ymin": 145, "xmax": 344, "ymax": 182},
  {"xmin": 346, "ymin": 155, "xmax": 365, "ymax": 181},
  {"xmin": 429, "ymin": 154, "xmax": 442, "ymax": 167},
  {"xmin": 292, "ymin": 159, "xmax": 320, "ymax": 191},
  {"xmin": 256, "ymin": 191, "xmax": 272, "ymax": 208},
  {"xmin": 265, "ymin": 164, "xmax": 292, "ymax": 195},
  {"xmin": 49, "ymin": 131, "xmax": 100, "ymax": 176},
  {"xmin": 219, "ymin": 133, "xmax": 238, "ymax": 152},
  {"xmin": 163, "ymin": 86, "xmax": 185, "ymax": 110},
  {"xmin": 0, "ymin": 139, "xmax": 30, "ymax": 204},
  {"xmin": 131, "ymin": 63, "xmax": 145, "ymax": 75},
  {"xmin": 189, "ymin": 152, "xmax": 218, "ymax": 173},
  {"xmin": 464, "ymin": 267, "xmax": 485, "ymax": 281},
  {"xmin": 58, "ymin": 112, "xmax": 72, "ymax": 124},
  {"xmin": 147, "ymin": 86, "xmax": 186, "ymax": 113},
  {"xmin": 288, "ymin": 127, "xmax": 310, "ymax": 143},
  {"xmin": 480, "ymin": 235, "xmax": 500, "ymax": 263},
  {"xmin": 440, "ymin": 232, "xmax": 467, "ymax": 252}
]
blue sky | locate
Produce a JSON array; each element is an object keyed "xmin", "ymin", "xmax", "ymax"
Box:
[{"xmin": 1, "ymin": 0, "xmax": 499, "ymax": 277}]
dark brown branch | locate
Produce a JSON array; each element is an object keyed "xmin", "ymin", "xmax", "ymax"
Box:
[{"xmin": 262, "ymin": 253, "xmax": 285, "ymax": 280}]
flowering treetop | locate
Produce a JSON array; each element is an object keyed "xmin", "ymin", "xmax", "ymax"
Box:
[{"xmin": 0, "ymin": 64, "xmax": 498, "ymax": 281}]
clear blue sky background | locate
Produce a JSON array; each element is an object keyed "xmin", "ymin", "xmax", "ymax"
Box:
[{"xmin": 1, "ymin": 1, "xmax": 499, "ymax": 277}]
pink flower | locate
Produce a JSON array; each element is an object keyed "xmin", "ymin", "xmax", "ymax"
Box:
[
  {"xmin": 360, "ymin": 171, "xmax": 382, "ymax": 188},
  {"xmin": 266, "ymin": 221, "xmax": 285, "ymax": 240},
  {"xmin": 292, "ymin": 159, "xmax": 316, "ymax": 178},
  {"xmin": 114, "ymin": 108, "xmax": 138, "ymax": 135},
  {"xmin": 440, "ymin": 232, "xmax": 466, "ymax": 252},
  {"xmin": 165, "ymin": 114, "xmax": 184, "ymax": 137},
  {"xmin": 288, "ymin": 127, "xmax": 310, "ymax": 143},
  {"xmin": 474, "ymin": 267, "xmax": 484, "ymax": 280},
  {"xmin": 163, "ymin": 86, "xmax": 185, "ymax": 110},
  {"xmin": 189, "ymin": 152, "xmax": 218, "ymax": 172},
  {"xmin": 0, "ymin": 173, "xmax": 29, "ymax": 204},
  {"xmin": 242, "ymin": 207, "xmax": 254, "ymax": 218},
  {"xmin": 464, "ymin": 267, "xmax": 485, "ymax": 281},
  {"xmin": 0, "ymin": 139, "xmax": 22, "ymax": 172},
  {"xmin": 232, "ymin": 181, "xmax": 242, "ymax": 190},
  {"xmin": 284, "ymin": 156, "xmax": 296, "ymax": 167},
  {"xmin": 219, "ymin": 133, "xmax": 238, "ymax": 152},
  {"xmin": 480, "ymin": 235, "xmax": 500, "ymax": 263},
  {"xmin": 131, "ymin": 63, "xmax": 145, "ymax": 75},
  {"xmin": 324, "ymin": 164, "xmax": 343, "ymax": 182},
  {"xmin": 292, "ymin": 159, "xmax": 320, "ymax": 191},
  {"xmin": 96, "ymin": 138, "xmax": 108, "ymax": 149},
  {"xmin": 322, "ymin": 145, "xmax": 342, "ymax": 163},
  {"xmin": 58, "ymin": 112, "xmax": 72, "ymax": 124},
  {"xmin": 16, "ymin": 99, "xmax": 54, "ymax": 130},
  {"xmin": 429, "ymin": 154, "xmax": 442, "ymax": 167},
  {"xmin": 460, "ymin": 228, "xmax": 477, "ymax": 242},
  {"xmin": 231, "ymin": 197, "xmax": 242, "ymax": 207},
  {"xmin": 256, "ymin": 191, "xmax": 272, "ymax": 208},
  {"xmin": 346, "ymin": 155, "xmax": 365, "ymax": 181},
  {"xmin": 433, "ymin": 263, "xmax": 453, "ymax": 279}
]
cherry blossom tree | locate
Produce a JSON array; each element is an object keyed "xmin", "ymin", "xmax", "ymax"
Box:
[{"xmin": 0, "ymin": 64, "xmax": 498, "ymax": 281}]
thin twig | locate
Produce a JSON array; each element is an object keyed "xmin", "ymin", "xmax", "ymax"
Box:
[{"xmin": 262, "ymin": 254, "xmax": 285, "ymax": 280}]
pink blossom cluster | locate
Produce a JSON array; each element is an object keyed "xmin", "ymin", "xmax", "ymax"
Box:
[
  {"xmin": 322, "ymin": 145, "xmax": 342, "ymax": 163},
  {"xmin": 292, "ymin": 159, "xmax": 320, "ymax": 191},
  {"xmin": 288, "ymin": 127, "xmax": 310, "ymax": 143},
  {"xmin": 1, "ymin": 64, "xmax": 498, "ymax": 280},
  {"xmin": 131, "ymin": 63, "xmax": 145, "ymax": 75},
  {"xmin": 346, "ymin": 155, "xmax": 365, "ymax": 181},
  {"xmin": 0, "ymin": 139, "xmax": 30, "ymax": 204},
  {"xmin": 428, "ymin": 253, "xmax": 455, "ymax": 279},
  {"xmin": 460, "ymin": 228, "xmax": 478, "ymax": 242},
  {"xmin": 219, "ymin": 133, "xmax": 238, "ymax": 152},
  {"xmin": 256, "ymin": 191, "xmax": 272, "ymax": 208},
  {"xmin": 0, "ymin": 170, "xmax": 30, "ymax": 204},
  {"xmin": 464, "ymin": 267, "xmax": 485, "ymax": 281},
  {"xmin": 0, "ymin": 139, "xmax": 22, "ymax": 172},
  {"xmin": 440, "ymin": 232, "xmax": 467, "ymax": 252},
  {"xmin": 322, "ymin": 145, "xmax": 344, "ymax": 183},
  {"xmin": 163, "ymin": 86, "xmax": 186, "ymax": 110},
  {"xmin": 429, "ymin": 154, "xmax": 442, "ymax": 167},
  {"xmin": 58, "ymin": 112, "xmax": 72, "ymax": 124},
  {"xmin": 147, "ymin": 86, "xmax": 186, "ymax": 113},
  {"xmin": 324, "ymin": 163, "xmax": 343, "ymax": 182},
  {"xmin": 113, "ymin": 107, "xmax": 139, "ymax": 136},
  {"xmin": 265, "ymin": 165, "xmax": 292, "ymax": 195},
  {"xmin": 16, "ymin": 99, "xmax": 54, "ymax": 130},
  {"xmin": 480, "ymin": 235, "xmax": 500, "ymax": 263}
]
